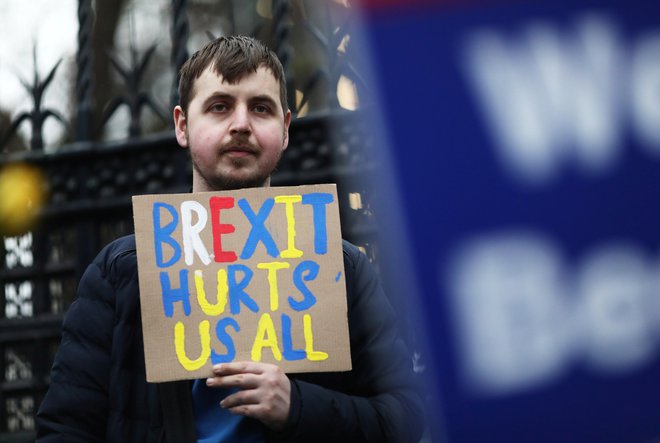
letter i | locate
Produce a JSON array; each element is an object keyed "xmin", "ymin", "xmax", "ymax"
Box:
[{"xmin": 274, "ymin": 195, "xmax": 303, "ymax": 258}]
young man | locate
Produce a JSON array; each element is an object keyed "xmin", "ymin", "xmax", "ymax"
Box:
[{"xmin": 36, "ymin": 35, "xmax": 424, "ymax": 442}]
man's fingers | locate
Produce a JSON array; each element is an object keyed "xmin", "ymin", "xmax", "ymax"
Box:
[
  {"xmin": 206, "ymin": 361, "xmax": 291, "ymax": 430},
  {"xmin": 226, "ymin": 402, "xmax": 283, "ymax": 429},
  {"xmin": 226, "ymin": 403, "xmax": 269, "ymax": 419},
  {"xmin": 206, "ymin": 373, "xmax": 259, "ymax": 389},
  {"xmin": 220, "ymin": 389, "xmax": 260, "ymax": 409},
  {"xmin": 212, "ymin": 362, "xmax": 265, "ymax": 375}
]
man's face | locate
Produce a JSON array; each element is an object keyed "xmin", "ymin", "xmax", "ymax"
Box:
[{"xmin": 174, "ymin": 66, "xmax": 291, "ymax": 191}]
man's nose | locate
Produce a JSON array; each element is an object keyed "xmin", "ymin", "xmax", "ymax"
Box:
[{"xmin": 229, "ymin": 105, "xmax": 250, "ymax": 135}]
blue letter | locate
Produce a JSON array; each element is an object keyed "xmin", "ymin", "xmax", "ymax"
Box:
[
  {"xmin": 281, "ymin": 314, "xmax": 305, "ymax": 361},
  {"xmin": 211, "ymin": 317, "xmax": 240, "ymax": 364},
  {"xmin": 289, "ymin": 260, "xmax": 319, "ymax": 311},
  {"xmin": 302, "ymin": 193, "xmax": 333, "ymax": 255},
  {"xmin": 153, "ymin": 202, "xmax": 181, "ymax": 268},
  {"xmin": 238, "ymin": 198, "xmax": 279, "ymax": 259},
  {"xmin": 159, "ymin": 270, "xmax": 191, "ymax": 317},
  {"xmin": 228, "ymin": 264, "xmax": 259, "ymax": 314}
]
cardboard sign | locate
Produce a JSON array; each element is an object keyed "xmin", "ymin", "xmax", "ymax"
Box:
[{"xmin": 132, "ymin": 184, "xmax": 351, "ymax": 382}]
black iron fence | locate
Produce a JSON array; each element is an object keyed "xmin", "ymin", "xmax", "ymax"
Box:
[{"xmin": 0, "ymin": 1, "xmax": 392, "ymax": 441}]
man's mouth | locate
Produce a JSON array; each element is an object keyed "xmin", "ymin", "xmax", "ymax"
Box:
[{"xmin": 221, "ymin": 145, "xmax": 258, "ymax": 157}]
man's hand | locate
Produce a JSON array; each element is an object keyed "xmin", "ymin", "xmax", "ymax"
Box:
[{"xmin": 206, "ymin": 362, "xmax": 291, "ymax": 430}]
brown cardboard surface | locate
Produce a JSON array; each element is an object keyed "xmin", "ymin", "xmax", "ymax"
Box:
[{"xmin": 132, "ymin": 184, "xmax": 351, "ymax": 382}]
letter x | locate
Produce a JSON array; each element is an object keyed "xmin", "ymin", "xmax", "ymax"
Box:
[{"xmin": 238, "ymin": 198, "xmax": 280, "ymax": 259}]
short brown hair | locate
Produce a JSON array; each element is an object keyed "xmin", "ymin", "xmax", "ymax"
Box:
[{"xmin": 178, "ymin": 35, "xmax": 288, "ymax": 115}]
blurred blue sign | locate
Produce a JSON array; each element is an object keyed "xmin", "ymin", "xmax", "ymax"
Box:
[{"xmin": 360, "ymin": 1, "xmax": 660, "ymax": 442}]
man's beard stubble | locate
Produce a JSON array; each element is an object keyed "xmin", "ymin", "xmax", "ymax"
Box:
[{"xmin": 191, "ymin": 149, "xmax": 283, "ymax": 191}]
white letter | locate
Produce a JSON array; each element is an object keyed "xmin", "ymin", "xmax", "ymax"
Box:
[
  {"xmin": 180, "ymin": 200, "xmax": 211, "ymax": 266},
  {"xmin": 576, "ymin": 244, "xmax": 655, "ymax": 373},
  {"xmin": 463, "ymin": 15, "xmax": 623, "ymax": 184},
  {"xmin": 464, "ymin": 30, "xmax": 561, "ymax": 183},
  {"xmin": 631, "ymin": 33, "xmax": 660, "ymax": 150},
  {"xmin": 447, "ymin": 233, "xmax": 571, "ymax": 395}
]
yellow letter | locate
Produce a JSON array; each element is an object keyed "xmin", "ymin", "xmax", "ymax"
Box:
[
  {"xmin": 304, "ymin": 314, "xmax": 328, "ymax": 361},
  {"xmin": 251, "ymin": 313, "xmax": 283, "ymax": 362},
  {"xmin": 274, "ymin": 195, "xmax": 303, "ymax": 258},
  {"xmin": 194, "ymin": 269, "xmax": 228, "ymax": 315},
  {"xmin": 194, "ymin": 269, "xmax": 228, "ymax": 316},
  {"xmin": 257, "ymin": 261, "xmax": 290, "ymax": 311},
  {"xmin": 174, "ymin": 320, "xmax": 211, "ymax": 371}
]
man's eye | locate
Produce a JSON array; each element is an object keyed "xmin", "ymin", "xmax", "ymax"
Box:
[
  {"xmin": 210, "ymin": 103, "xmax": 228, "ymax": 112},
  {"xmin": 253, "ymin": 105, "xmax": 269, "ymax": 113}
]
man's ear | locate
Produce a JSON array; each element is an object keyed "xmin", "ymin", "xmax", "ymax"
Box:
[
  {"xmin": 173, "ymin": 105, "xmax": 189, "ymax": 148},
  {"xmin": 282, "ymin": 109, "xmax": 292, "ymax": 151}
]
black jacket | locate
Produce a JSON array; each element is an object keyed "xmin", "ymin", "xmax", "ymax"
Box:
[{"xmin": 36, "ymin": 235, "xmax": 424, "ymax": 442}]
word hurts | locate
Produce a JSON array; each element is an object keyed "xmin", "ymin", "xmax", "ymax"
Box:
[{"xmin": 159, "ymin": 261, "xmax": 320, "ymax": 318}]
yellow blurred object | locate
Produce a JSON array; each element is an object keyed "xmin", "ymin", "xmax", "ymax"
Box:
[
  {"xmin": 0, "ymin": 163, "xmax": 46, "ymax": 236},
  {"xmin": 256, "ymin": 0, "xmax": 272, "ymax": 19},
  {"xmin": 337, "ymin": 75, "xmax": 359, "ymax": 111}
]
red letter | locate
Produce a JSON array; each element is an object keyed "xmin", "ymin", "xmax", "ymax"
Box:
[{"xmin": 210, "ymin": 197, "xmax": 237, "ymax": 262}]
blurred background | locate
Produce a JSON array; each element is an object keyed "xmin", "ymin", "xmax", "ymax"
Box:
[
  {"xmin": 2, "ymin": 0, "xmax": 660, "ymax": 442},
  {"xmin": 361, "ymin": 0, "xmax": 660, "ymax": 442}
]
